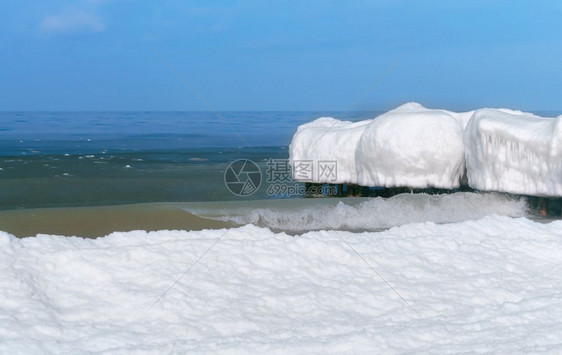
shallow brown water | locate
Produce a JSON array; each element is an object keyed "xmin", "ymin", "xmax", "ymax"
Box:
[{"xmin": 0, "ymin": 203, "xmax": 235, "ymax": 238}]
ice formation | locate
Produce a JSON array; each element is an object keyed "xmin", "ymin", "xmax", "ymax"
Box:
[
  {"xmin": 356, "ymin": 103, "xmax": 465, "ymax": 188},
  {"xmin": 290, "ymin": 102, "xmax": 467, "ymax": 189},
  {"xmin": 289, "ymin": 102, "xmax": 562, "ymax": 196},
  {"xmin": 465, "ymin": 108, "xmax": 562, "ymax": 196},
  {"xmin": 289, "ymin": 117, "xmax": 371, "ymax": 183}
]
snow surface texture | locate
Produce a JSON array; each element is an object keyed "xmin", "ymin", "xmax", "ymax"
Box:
[
  {"xmin": 290, "ymin": 102, "xmax": 562, "ymax": 196},
  {"xmin": 193, "ymin": 192, "xmax": 527, "ymax": 232},
  {"xmin": 356, "ymin": 103, "xmax": 465, "ymax": 188},
  {"xmin": 465, "ymin": 108, "xmax": 562, "ymax": 196},
  {"xmin": 289, "ymin": 102, "xmax": 468, "ymax": 188},
  {"xmin": 288, "ymin": 117, "xmax": 371, "ymax": 183},
  {"xmin": 2, "ymin": 215, "xmax": 562, "ymax": 353}
]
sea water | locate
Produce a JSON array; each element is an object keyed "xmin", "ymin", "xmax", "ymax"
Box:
[
  {"xmin": 0, "ymin": 110, "xmax": 554, "ymax": 237},
  {"xmin": 0, "ymin": 111, "xmax": 380, "ymax": 209}
]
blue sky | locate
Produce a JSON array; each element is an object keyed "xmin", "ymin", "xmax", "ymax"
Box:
[{"xmin": 1, "ymin": 0, "xmax": 561, "ymax": 111}]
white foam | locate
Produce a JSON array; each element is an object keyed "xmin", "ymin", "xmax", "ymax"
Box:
[{"xmin": 192, "ymin": 192, "xmax": 527, "ymax": 231}]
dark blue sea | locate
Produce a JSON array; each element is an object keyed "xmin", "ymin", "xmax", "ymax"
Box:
[{"xmin": 0, "ymin": 111, "xmax": 378, "ymax": 209}]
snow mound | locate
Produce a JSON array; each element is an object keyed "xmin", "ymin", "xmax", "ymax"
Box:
[
  {"xmin": 465, "ymin": 108, "xmax": 562, "ymax": 196},
  {"xmin": 289, "ymin": 117, "xmax": 371, "ymax": 183},
  {"xmin": 289, "ymin": 103, "xmax": 470, "ymax": 188},
  {"xmin": 356, "ymin": 103, "xmax": 465, "ymax": 188},
  {"xmin": 2, "ymin": 216, "xmax": 562, "ymax": 352},
  {"xmin": 290, "ymin": 102, "xmax": 562, "ymax": 196}
]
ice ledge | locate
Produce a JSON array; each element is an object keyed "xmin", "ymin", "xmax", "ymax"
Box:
[{"xmin": 289, "ymin": 102, "xmax": 562, "ymax": 196}]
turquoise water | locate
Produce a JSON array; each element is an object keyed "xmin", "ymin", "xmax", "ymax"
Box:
[{"xmin": 0, "ymin": 111, "xmax": 378, "ymax": 209}]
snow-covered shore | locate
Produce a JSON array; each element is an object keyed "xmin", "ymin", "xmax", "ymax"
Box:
[{"xmin": 2, "ymin": 215, "xmax": 562, "ymax": 353}]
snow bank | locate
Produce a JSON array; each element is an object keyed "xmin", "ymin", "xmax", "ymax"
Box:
[
  {"xmin": 2, "ymin": 216, "xmax": 562, "ymax": 353},
  {"xmin": 289, "ymin": 117, "xmax": 371, "ymax": 183},
  {"xmin": 356, "ymin": 103, "xmax": 465, "ymax": 188},
  {"xmin": 465, "ymin": 108, "xmax": 562, "ymax": 196}
]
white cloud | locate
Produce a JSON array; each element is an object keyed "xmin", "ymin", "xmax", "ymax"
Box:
[{"xmin": 40, "ymin": 9, "xmax": 106, "ymax": 34}]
